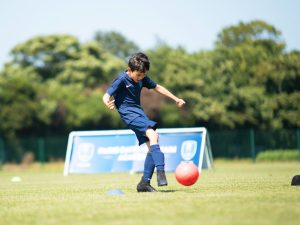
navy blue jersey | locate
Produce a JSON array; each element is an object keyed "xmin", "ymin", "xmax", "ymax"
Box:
[{"xmin": 106, "ymin": 71, "xmax": 157, "ymax": 124}]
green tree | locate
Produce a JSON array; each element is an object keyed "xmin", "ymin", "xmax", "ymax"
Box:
[
  {"xmin": 252, "ymin": 51, "xmax": 300, "ymax": 128},
  {"xmin": 147, "ymin": 46, "xmax": 205, "ymax": 127},
  {"xmin": 0, "ymin": 65, "xmax": 42, "ymax": 160},
  {"xmin": 1, "ymin": 20, "xmax": 299, "ymax": 145},
  {"xmin": 146, "ymin": 20, "xmax": 299, "ymax": 130},
  {"xmin": 11, "ymin": 35, "xmax": 80, "ymax": 80},
  {"xmin": 215, "ymin": 20, "xmax": 285, "ymax": 55},
  {"xmin": 0, "ymin": 65, "xmax": 41, "ymax": 137},
  {"xmin": 36, "ymin": 80, "xmax": 123, "ymax": 132},
  {"xmin": 10, "ymin": 35, "xmax": 125, "ymax": 85},
  {"xmin": 94, "ymin": 31, "xmax": 140, "ymax": 60},
  {"xmin": 204, "ymin": 20, "xmax": 293, "ymax": 129},
  {"xmin": 1, "ymin": 34, "xmax": 126, "ymax": 138}
]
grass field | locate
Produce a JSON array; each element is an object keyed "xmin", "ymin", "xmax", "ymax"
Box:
[{"xmin": 0, "ymin": 161, "xmax": 299, "ymax": 225}]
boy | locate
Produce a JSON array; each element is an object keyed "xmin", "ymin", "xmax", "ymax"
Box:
[{"xmin": 103, "ymin": 52, "xmax": 185, "ymax": 192}]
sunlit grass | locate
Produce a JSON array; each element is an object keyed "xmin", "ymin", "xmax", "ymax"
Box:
[{"xmin": 0, "ymin": 161, "xmax": 299, "ymax": 225}]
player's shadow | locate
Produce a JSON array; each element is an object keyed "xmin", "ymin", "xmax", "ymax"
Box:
[{"xmin": 158, "ymin": 190, "xmax": 177, "ymax": 193}]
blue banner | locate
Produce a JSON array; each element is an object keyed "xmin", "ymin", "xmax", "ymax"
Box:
[{"xmin": 64, "ymin": 128, "xmax": 211, "ymax": 175}]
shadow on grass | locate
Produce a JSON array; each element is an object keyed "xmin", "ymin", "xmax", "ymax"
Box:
[{"xmin": 158, "ymin": 190, "xmax": 177, "ymax": 193}]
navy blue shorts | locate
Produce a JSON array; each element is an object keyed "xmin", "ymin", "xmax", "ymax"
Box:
[{"xmin": 127, "ymin": 116, "xmax": 157, "ymax": 146}]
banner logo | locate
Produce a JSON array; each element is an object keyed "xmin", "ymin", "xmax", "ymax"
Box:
[
  {"xmin": 181, "ymin": 140, "xmax": 197, "ymax": 161},
  {"xmin": 77, "ymin": 143, "xmax": 95, "ymax": 162}
]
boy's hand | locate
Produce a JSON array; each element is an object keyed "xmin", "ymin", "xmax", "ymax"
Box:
[
  {"xmin": 176, "ymin": 99, "xmax": 186, "ymax": 108},
  {"xmin": 103, "ymin": 93, "xmax": 115, "ymax": 110},
  {"xmin": 106, "ymin": 99, "xmax": 116, "ymax": 110}
]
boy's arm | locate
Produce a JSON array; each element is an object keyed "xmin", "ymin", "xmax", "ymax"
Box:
[
  {"xmin": 102, "ymin": 93, "xmax": 115, "ymax": 110},
  {"xmin": 154, "ymin": 84, "xmax": 186, "ymax": 107}
]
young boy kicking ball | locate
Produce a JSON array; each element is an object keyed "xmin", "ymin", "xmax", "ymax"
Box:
[{"xmin": 103, "ymin": 52, "xmax": 185, "ymax": 192}]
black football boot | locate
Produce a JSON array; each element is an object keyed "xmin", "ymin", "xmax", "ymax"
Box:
[
  {"xmin": 157, "ymin": 171, "xmax": 168, "ymax": 186},
  {"xmin": 137, "ymin": 177, "xmax": 157, "ymax": 192}
]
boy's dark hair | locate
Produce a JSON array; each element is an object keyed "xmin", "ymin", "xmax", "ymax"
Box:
[{"xmin": 128, "ymin": 52, "xmax": 150, "ymax": 72}]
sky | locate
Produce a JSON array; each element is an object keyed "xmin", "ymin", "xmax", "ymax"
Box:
[{"xmin": 1, "ymin": 0, "xmax": 300, "ymax": 67}]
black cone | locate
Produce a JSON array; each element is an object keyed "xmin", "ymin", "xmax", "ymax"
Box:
[{"xmin": 291, "ymin": 175, "xmax": 300, "ymax": 186}]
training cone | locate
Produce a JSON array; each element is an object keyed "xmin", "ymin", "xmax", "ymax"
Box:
[
  {"xmin": 291, "ymin": 175, "xmax": 300, "ymax": 186},
  {"xmin": 175, "ymin": 162, "xmax": 199, "ymax": 186}
]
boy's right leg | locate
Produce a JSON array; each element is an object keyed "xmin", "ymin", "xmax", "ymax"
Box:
[
  {"xmin": 143, "ymin": 142, "xmax": 155, "ymax": 181},
  {"xmin": 137, "ymin": 142, "xmax": 156, "ymax": 192}
]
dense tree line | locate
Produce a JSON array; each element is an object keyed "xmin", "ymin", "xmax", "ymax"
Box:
[{"xmin": 0, "ymin": 20, "xmax": 299, "ymax": 142}]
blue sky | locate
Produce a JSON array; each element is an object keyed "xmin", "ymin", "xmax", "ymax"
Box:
[{"xmin": 1, "ymin": 0, "xmax": 299, "ymax": 67}]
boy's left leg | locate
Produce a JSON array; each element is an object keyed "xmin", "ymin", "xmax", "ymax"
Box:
[{"xmin": 146, "ymin": 128, "xmax": 168, "ymax": 186}]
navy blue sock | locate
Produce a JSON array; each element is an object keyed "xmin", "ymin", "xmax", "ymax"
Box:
[
  {"xmin": 150, "ymin": 144, "xmax": 165, "ymax": 172},
  {"xmin": 143, "ymin": 153, "xmax": 155, "ymax": 181}
]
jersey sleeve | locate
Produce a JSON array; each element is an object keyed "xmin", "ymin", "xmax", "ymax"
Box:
[
  {"xmin": 106, "ymin": 75, "xmax": 124, "ymax": 96},
  {"xmin": 143, "ymin": 76, "xmax": 157, "ymax": 89}
]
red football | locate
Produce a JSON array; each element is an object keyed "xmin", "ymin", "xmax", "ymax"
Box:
[{"xmin": 175, "ymin": 162, "xmax": 199, "ymax": 186}]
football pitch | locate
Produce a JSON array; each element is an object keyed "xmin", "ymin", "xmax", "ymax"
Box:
[{"xmin": 0, "ymin": 161, "xmax": 299, "ymax": 225}]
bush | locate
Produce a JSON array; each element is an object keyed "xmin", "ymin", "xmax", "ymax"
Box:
[{"xmin": 256, "ymin": 149, "xmax": 300, "ymax": 161}]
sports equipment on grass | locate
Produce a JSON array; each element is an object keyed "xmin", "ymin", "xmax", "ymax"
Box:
[
  {"xmin": 175, "ymin": 162, "xmax": 199, "ymax": 186},
  {"xmin": 107, "ymin": 189, "xmax": 125, "ymax": 195},
  {"xmin": 291, "ymin": 175, "xmax": 300, "ymax": 186}
]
